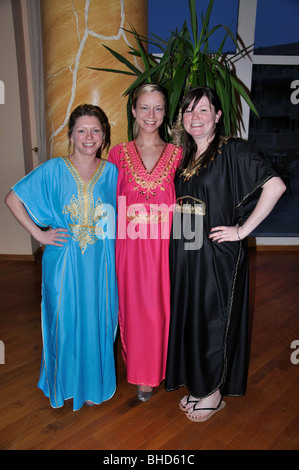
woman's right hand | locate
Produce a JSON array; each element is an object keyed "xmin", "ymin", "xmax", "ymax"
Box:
[
  {"xmin": 5, "ymin": 190, "xmax": 70, "ymax": 247},
  {"xmin": 37, "ymin": 228, "xmax": 70, "ymax": 247}
]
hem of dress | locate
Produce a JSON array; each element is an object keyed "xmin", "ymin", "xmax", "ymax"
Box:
[
  {"xmin": 128, "ymin": 379, "xmax": 165, "ymax": 388},
  {"xmin": 38, "ymin": 385, "xmax": 117, "ymax": 411},
  {"xmin": 165, "ymin": 244, "xmax": 245, "ymax": 403},
  {"xmin": 164, "ymin": 384, "xmax": 245, "ymax": 399}
]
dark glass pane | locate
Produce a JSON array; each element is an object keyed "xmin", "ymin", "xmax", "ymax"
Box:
[
  {"xmin": 248, "ymin": 64, "xmax": 299, "ymax": 236},
  {"xmin": 147, "ymin": 0, "xmax": 239, "ymax": 54},
  {"xmin": 254, "ymin": 0, "xmax": 299, "ymax": 54}
]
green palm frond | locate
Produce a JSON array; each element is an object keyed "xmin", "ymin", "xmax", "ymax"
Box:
[{"xmin": 89, "ymin": 0, "xmax": 258, "ymax": 140}]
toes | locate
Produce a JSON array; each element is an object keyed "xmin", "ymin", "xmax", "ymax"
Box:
[
  {"xmin": 180, "ymin": 395, "xmax": 189, "ymax": 407},
  {"xmin": 179, "ymin": 394, "xmax": 199, "ymax": 411}
]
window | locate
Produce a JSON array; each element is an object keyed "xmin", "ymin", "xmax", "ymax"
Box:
[
  {"xmin": 254, "ymin": 0, "xmax": 299, "ymax": 53},
  {"xmin": 148, "ymin": 0, "xmax": 239, "ymax": 54},
  {"xmin": 148, "ymin": 0, "xmax": 299, "ymax": 239}
]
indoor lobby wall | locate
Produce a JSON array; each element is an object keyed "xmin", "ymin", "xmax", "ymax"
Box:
[
  {"xmin": 0, "ymin": 0, "xmax": 35, "ymax": 257},
  {"xmin": 40, "ymin": 0, "xmax": 147, "ymax": 158},
  {"xmin": 1, "ymin": 0, "xmax": 147, "ymax": 257}
]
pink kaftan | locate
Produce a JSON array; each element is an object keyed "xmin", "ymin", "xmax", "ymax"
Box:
[{"xmin": 108, "ymin": 141, "xmax": 182, "ymax": 386}]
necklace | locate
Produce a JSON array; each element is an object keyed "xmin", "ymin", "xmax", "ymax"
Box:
[
  {"xmin": 180, "ymin": 154, "xmax": 205, "ymax": 180},
  {"xmin": 180, "ymin": 136, "xmax": 230, "ymax": 181}
]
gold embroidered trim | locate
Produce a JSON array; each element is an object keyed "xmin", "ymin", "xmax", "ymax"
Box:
[
  {"xmin": 180, "ymin": 136, "xmax": 230, "ymax": 180},
  {"xmin": 134, "ymin": 141, "xmax": 167, "ymax": 175},
  {"xmin": 175, "ymin": 196, "xmax": 206, "ymax": 216},
  {"xmin": 120, "ymin": 142, "xmax": 181, "ymax": 200},
  {"xmin": 54, "ymin": 245, "xmax": 69, "ymax": 406},
  {"xmin": 62, "ymin": 157, "xmax": 107, "ymax": 253},
  {"xmin": 236, "ymin": 175, "xmax": 273, "ymax": 209},
  {"xmin": 126, "ymin": 203, "xmax": 170, "ymax": 224}
]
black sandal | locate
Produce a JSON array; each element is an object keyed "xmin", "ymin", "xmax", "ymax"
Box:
[
  {"xmin": 179, "ymin": 394, "xmax": 199, "ymax": 411},
  {"xmin": 186, "ymin": 396, "xmax": 226, "ymax": 422}
]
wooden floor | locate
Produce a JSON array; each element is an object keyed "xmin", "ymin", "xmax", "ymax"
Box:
[{"xmin": 0, "ymin": 249, "xmax": 298, "ymax": 451}]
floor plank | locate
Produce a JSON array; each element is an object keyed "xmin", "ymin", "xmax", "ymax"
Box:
[{"xmin": 0, "ymin": 250, "xmax": 298, "ymax": 450}]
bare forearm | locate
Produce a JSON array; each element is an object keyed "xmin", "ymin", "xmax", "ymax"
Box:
[
  {"xmin": 210, "ymin": 176, "xmax": 286, "ymax": 243},
  {"xmin": 4, "ymin": 190, "xmax": 70, "ymax": 246},
  {"xmin": 5, "ymin": 190, "xmax": 45, "ymax": 241},
  {"xmin": 238, "ymin": 176, "xmax": 286, "ymax": 238}
]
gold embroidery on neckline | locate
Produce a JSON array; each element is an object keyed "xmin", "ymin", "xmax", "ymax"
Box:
[
  {"xmin": 120, "ymin": 142, "xmax": 180, "ymax": 200},
  {"xmin": 180, "ymin": 136, "xmax": 230, "ymax": 180},
  {"xmin": 134, "ymin": 141, "xmax": 167, "ymax": 174},
  {"xmin": 62, "ymin": 157, "xmax": 107, "ymax": 253}
]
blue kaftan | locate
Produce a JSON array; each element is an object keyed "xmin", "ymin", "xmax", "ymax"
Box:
[{"xmin": 12, "ymin": 157, "xmax": 118, "ymax": 410}]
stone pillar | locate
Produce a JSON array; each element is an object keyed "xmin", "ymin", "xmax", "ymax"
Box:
[{"xmin": 40, "ymin": 0, "xmax": 147, "ymax": 158}]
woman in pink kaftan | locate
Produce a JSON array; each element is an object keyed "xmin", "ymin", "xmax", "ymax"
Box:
[{"xmin": 108, "ymin": 84, "xmax": 182, "ymax": 401}]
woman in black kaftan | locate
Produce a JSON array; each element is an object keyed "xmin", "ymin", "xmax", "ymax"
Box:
[{"xmin": 165, "ymin": 87, "xmax": 286, "ymax": 423}]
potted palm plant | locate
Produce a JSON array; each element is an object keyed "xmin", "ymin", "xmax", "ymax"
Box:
[{"xmin": 90, "ymin": 0, "xmax": 258, "ymax": 142}]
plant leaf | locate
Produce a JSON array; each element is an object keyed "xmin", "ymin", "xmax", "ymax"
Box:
[
  {"xmin": 87, "ymin": 67, "xmax": 137, "ymax": 77},
  {"xmin": 230, "ymin": 75, "xmax": 259, "ymax": 116},
  {"xmin": 90, "ymin": 0, "xmax": 259, "ymax": 139},
  {"xmin": 189, "ymin": 0, "xmax": 198, "ymax": 44},
  {"xmin": 197, "ymin": 0, "xmax": 214, "ymax": 50},
  {"xmin": 101, "ymin": 45, "xmax": 141, "ymax": 75},
  {"xmin": 168, "ymin": 59, "xmax": 189, "ymax": 123}
]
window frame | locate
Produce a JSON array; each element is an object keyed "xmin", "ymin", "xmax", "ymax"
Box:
[{"xmin": 234, "ymin": 0, "xmax": 299, "ymax": 140}]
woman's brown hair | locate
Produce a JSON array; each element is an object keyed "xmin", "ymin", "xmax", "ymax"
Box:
[{"xmin": 67, "ymin": 104, "xmax": 111, "ymax": 157}]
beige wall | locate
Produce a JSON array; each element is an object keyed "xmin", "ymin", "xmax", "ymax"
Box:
[
  {"xmin": 2, "ymin": 0, "xmax": 295, "ymax": 256},
  {"xmin": 0, "ymin": 0, "xmax": 36, "ymax": 257},
  {"xmin": 0, "ymin": 0, "xmax": 147, "ymax": 257},
  {"xmin": 41, "ymin": 0, "xmax": 147, "ymax": 158}
]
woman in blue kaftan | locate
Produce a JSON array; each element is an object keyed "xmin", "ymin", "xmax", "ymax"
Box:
[{"xmin": 5, "ymin": 104, "xmax": 118, "ymax": 411}]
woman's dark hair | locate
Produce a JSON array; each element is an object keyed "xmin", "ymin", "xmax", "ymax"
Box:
[
  {"xmin": 67, "ymin": 104, "xmax": 111, "ymax": 157},
  {"xmin": 179, "ymin": 86, "xmax": 223, "ymax": 171}
]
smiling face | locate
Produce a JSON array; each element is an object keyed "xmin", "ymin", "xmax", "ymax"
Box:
[
  {"xmin": 70, "ymin": 115, "xmax": 104, "ymax": 157},
  {"xmin": 132, "ymin": 90, "xmax": 166, "ymax": 135},
  {"xmin": 183, "ymin": 95, "xmax": 222, "ymax": 145}
]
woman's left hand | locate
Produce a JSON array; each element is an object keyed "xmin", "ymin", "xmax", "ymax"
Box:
[
  {"xmin": 209, "ymin": 177, "xmax": 286, "ymax": 244},
  {"xmin": 209, "ymin": 225, "xmax": 242, "ymax": 243}
]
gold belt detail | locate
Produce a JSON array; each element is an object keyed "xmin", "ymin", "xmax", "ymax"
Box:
[{"xmin": 175, "ymin": 196, "xmax": 206, "ymax": 216}]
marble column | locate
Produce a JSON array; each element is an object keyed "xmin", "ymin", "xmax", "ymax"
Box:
[{"xmin": 40, "ymin": 0, "xmax": 147, "ymax": 158}]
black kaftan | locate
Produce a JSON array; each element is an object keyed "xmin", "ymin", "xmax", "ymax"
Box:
[{"xmin": 165, "ymin": 138, "xmax": 278, "ymax": 398}]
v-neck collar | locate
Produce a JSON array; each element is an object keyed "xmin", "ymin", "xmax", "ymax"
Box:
[
  {"xmin": 63, "ymin": 156, "xmax": 105, "ymax": 186},
  {"xmin": 133, "ymin": 140, "xmax": 167, "ymax": 174}
]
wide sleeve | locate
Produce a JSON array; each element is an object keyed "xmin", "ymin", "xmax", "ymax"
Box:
[
  {"xmin": 226, "ymin": 138, "xmax": 279, "ymax": 220},
  {"xmin": 11, "ymin": 160, "xmax": 56, "ymax": 227}
]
